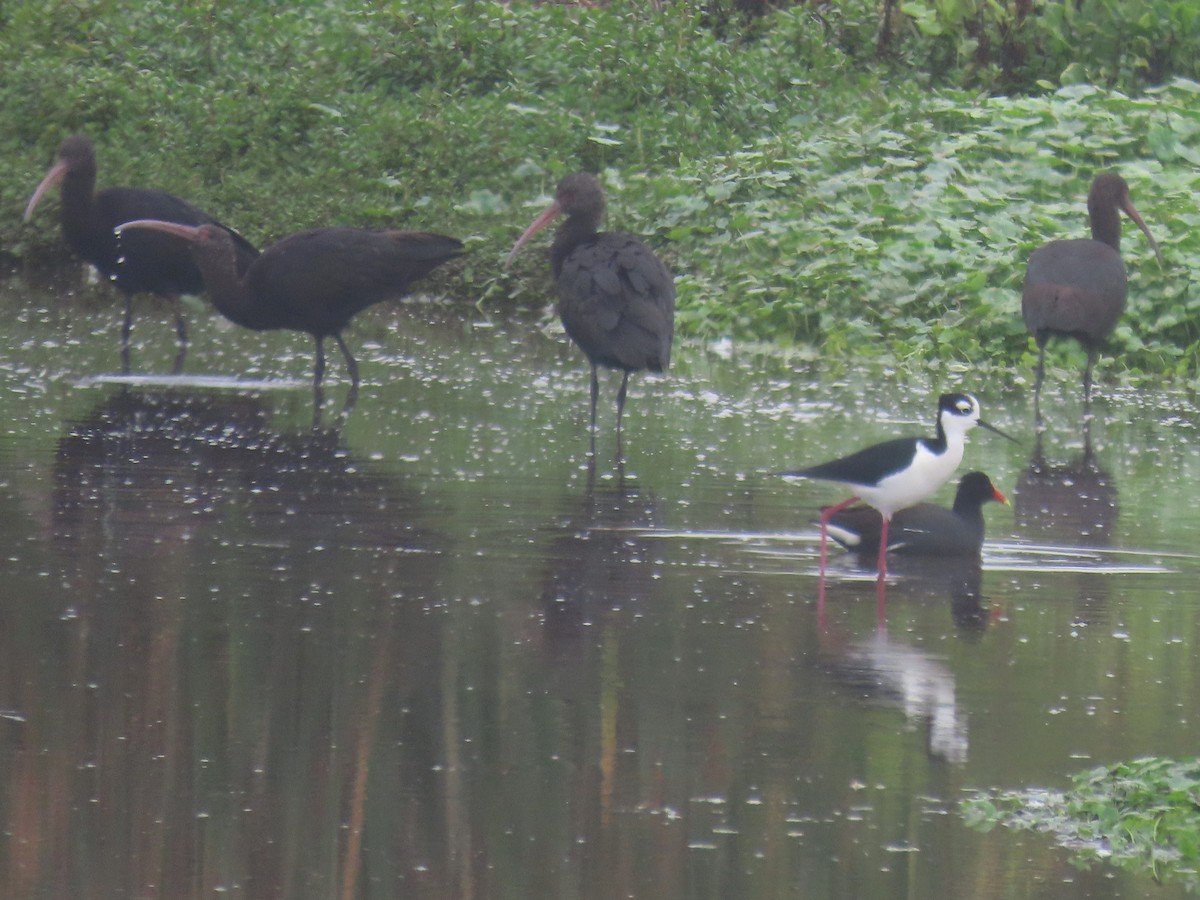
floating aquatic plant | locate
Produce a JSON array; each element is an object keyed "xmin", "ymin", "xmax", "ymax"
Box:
[{"xmin": 962, "ymin": 757, "xmax": 1200, "ymax": 890}]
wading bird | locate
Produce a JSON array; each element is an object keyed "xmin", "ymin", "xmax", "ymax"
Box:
[
  {"xmin": 781, "ymin": 393, "xmax": 1015, "ymax": 603},
  {"xmin": 25, "ymin": 134, "xmax": 259, "ymax": 356},
  {"xmin": 825, "ymin": 470, "xmax": 1009, "ymax": 557},
  {"xmin": 116, "ymin": 219, "xmax": 463, "ymax": 407},
  {"xmin": 506, "ymin": 173, "xmax": 675, "ymax": 448},
  {"xmin": 1022, "ymin": 172, "xmax": 1162, "ymax": 421}
]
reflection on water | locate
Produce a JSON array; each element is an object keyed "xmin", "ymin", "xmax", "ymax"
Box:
[
  {"xmin": 832, "ymin": 543, "xmax": 990, "ymax": 625},
  {"xmin": 18, "ymin": 387, "xmax": 442, "ymax": 899},
  {"xmin": 1012, "ymin": 428, "xmax": 1119, "ymax": 627},
  {"xmin": 54, "ymin": 387, "xmax": 433, "ymax": 553},
  {"xmin": 538, "ymin": 473, "xmax": 665, "ymax": 658},
  {"xmin": 3, "ymin": 281, "xmax": 1200, "ymax": 899},
  {"xmin": 822, "ymin": 627, "xmax": 969, "ymax": 764},
  {"xmin": 1014, "ymin": 429, "xmax": 1118, "ymax": 547},
  {"xmin": 810, "ymin": 557, "xmax": 985, "ymax": 764}
]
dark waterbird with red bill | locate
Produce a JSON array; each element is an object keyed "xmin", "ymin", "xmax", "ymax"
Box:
[
  {"xmin": 1022, "ymin": 171, "xmax": 1163, "ymax": 422},
  {"xmin": 506, "ymin": 173, "xmax": 675, "ymax": 445},
  {"xmin": 824, "ymin": 470, "xmax": 1009, "ymax": 557},
  {"xmin": 114, "ymin": 220, "xmax": 464, "ymax": 405},
  {"xmin": 780, "ymin": 393, "xmax": 1016, "ymax": 605},
  {"xmin": 24, "ymin": 135, "xmax": 259, "ymax": 355}
]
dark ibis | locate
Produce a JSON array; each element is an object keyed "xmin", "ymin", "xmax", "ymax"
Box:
[
  {"xmin": 24, "ymin": 134, "xmax": 259, "ymax": 351},
  {"xmin": 505, "ymin": 172, "xmax": 675, "ymax": 439},
  {"xmin": 1022, "ymin": 171, "xmax": 1163, "ymax": 419},
  {"xmin": 824, "ymin": 470, "xmax": 1009, "ymax": 557},
  {"xmin": 780, "ymin": 393, "xmax": 1015, "ymax": 602},
  {"xmin": 114, "ymin": 220, "xmax": 464, "ymax": 399}
]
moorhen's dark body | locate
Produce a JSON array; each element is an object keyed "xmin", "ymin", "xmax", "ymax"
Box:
[{"xmin": 825, "ymin": 471, "xmax": 1009, "ymax": 556}]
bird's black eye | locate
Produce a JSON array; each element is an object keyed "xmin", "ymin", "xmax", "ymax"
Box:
[{"xmin": 955, "ymin": 399, "xmax": 971, "ymax": 414}]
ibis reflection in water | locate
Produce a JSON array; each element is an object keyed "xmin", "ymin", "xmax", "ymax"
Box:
[
  {"xmin": 53, "ymin": 387, "xmax": 438, "ymax": 558},
  {"xmin": 1013, "ymin": 429, "xmax": 1117, "ymax": 549}
]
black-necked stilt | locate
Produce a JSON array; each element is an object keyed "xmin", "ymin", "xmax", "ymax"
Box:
[
  {"xmin": 782, "ymin": 392, "xmax": 1016, "ymax": 597},
  {"xmin": 825, "ymin": 471, "xmax": 1009, "ymax": 557},
  {"xmin": 1022, "ymin": 172, "xmax": 1162, "ymax": 422}
]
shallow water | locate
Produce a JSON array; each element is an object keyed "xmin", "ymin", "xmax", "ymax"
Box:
[{"xmin": 2, "ymin": 273, "xmax": 1200, "ymax": 899}]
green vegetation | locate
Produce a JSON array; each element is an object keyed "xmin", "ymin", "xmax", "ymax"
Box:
[
  {"xmin": 3, "ymin": 1, "xmax": 1200, "ymax": 378},
  {"xmin": 962, "ymin": 757, "xmax": 1200, "ymax": 891}
]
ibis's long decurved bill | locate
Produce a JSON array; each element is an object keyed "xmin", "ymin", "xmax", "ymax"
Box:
[
  {"xmin": 23, "ymin": 159, "xmax": 69, "ymax": 222},
  {"xmin": 504, "ymin": 200, "xmax": 562, "ymax": 268}
]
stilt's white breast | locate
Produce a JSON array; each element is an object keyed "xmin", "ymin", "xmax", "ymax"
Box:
[{"xmin": 858, "ymin": 439, "xmax": 964, "ymax": 518}]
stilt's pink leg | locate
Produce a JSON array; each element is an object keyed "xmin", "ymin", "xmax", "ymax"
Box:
[
  {"xmin": 875, "ymin": 515, "xmax": 891, "ymax": 620},
  {"xmin": 817, "ymin": 496, "xmax": 860, "ymax": 622}
]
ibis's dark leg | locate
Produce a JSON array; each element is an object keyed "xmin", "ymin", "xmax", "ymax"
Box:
[
  {"xmin": 588, "ymin": 364, "xmax": 600, "ymax": 432},
  {"xmin": 313, "ymin": 336, "xmax": 327, "ymax": 390},
  {"xmin": 312, "ymin": 335, "xmax": 328, "ymax": 419},
  {"xmin": 614, "ymin": 370, "xmax": 633, "ymax": 462},
  {"xmin": 334, "ymin": 384, "xmax": 359, "ymax": 429},
  {"xmin": 118, "ymin": 294, "xmax": 134, "ymax": 373},
  {"xmin": 121, "ymin": 294, "xmax": 134, "ymax": 350},
  {"xmin": 1082, "ymin": 348, "xmax": 1096, "ymax": 420},
  {"xmin": 585, "ymin": 453, "xmax": 597, "ymax": 494},
  {"xmin": 171, "ymin": 295, "xmax": 188, "ymax": 346},
  {"xmin": 168, "ymin": 294, "xmax": 188, "ymax": 374},
  {"xmin": 334, "ymin": 333, "xmax": 360, "ymax": 424},
  {"xmin": 584, "ymin": 364, "xmax": 601, "ymax": 459},
  {"xmin": 1033, "ymin": 342, "xmax": 1047, "ymax": 428},
  {"xmin": 616, "ymin": 370, "xmax": 631, "ymax": 433},
  {"xmin": 334, "ymin": 333, "xmax": 360, "ymax": 391}
]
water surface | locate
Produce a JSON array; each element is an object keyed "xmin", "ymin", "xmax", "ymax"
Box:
[{"xmin": 1, "ymin": 275, "xmax": 1199, "ymax": 899}]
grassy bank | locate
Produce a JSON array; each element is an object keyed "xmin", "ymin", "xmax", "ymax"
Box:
[{"xmin": 3, "ymin": 1, "xmax": 1200, "ymax": 379}]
